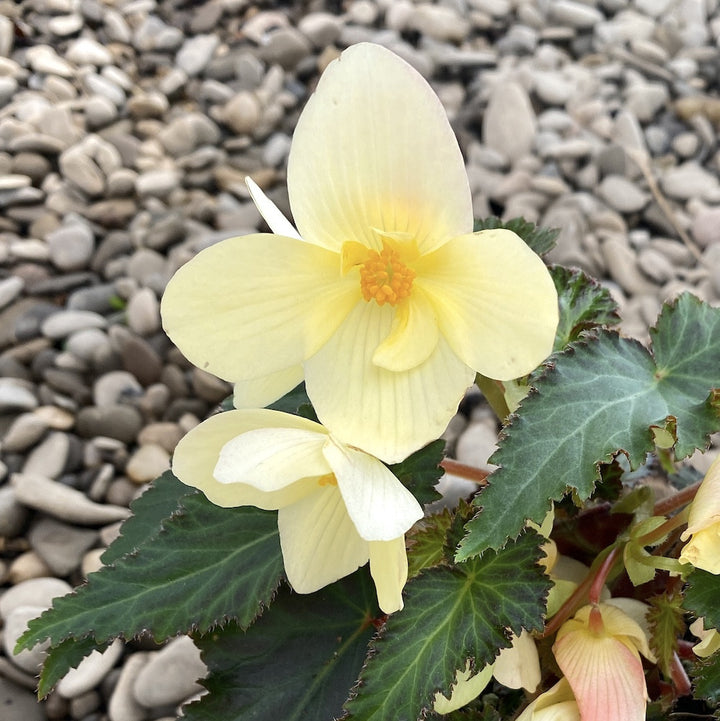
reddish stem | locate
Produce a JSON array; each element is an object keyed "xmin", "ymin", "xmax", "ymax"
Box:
[
  {"xmin": 440, "ymin": 459, "xmax": 490, "ymax": 486},
  {"xmin": 653, "ymin": 481, "xmax": 701, "ymax": 516},
  {"xmin": 669, "ymin": 651, "xmax": 692, "ymax": 697},
  {"xmin": 588, "ymin": 545, "xmax": 621, "ymax": 606}
]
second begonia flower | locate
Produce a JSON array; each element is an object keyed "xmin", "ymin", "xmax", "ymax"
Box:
[{"xmin": 161, "ymin": 42, "xmax": 558, "ymax": 463}]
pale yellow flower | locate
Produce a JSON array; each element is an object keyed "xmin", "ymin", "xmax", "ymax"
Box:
[
  {"xmin": 690, "ymin": 617, "xmax": 720, "ymax": 658},
  {"xmin": 433, "ymin": 630, "xmax": 540, "ymax": 714},
  {"xmin": 553, "ymin": 603, "xmax": 654, "ymax": 721},
  {"xmin": 161, "ymin": 42, "xmax": 559, "ymax": 463},
  {"xmin": 516, "ymin": 678, "xmax": 580, "ymax": 721},
  {"xmin": 171, "ymin": 408, "xmax": 423, "ymax": 613},
  {"xmin": 680, "ymin": 454, "xmax": 720, "ymax": 574}
]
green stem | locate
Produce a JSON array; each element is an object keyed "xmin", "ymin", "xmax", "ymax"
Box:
[
  {"xmin": 475, "ymin": 373, "xmax": 510, "ymax": 422},
  {"xmin": 633, "ymin": 508, "xmax": 690, "ymax": 547}
]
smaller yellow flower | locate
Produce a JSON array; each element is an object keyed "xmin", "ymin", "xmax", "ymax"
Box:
[
  {"xmin": 690, "ymin": 617, "xmax": 720, "ymax": 658},
  {"xmin": 680, "ymin": 455, "xmax": 720, "ymax": 574},
  {"xmin": 516, "ymin": 678, "xmax": 580, "ymax": 721},
  {"xmin": 553, "ymin": 602, "xmax": 654, "ymax": 721},
  {"xmin": 171, "ymin": 409, "xmax": 423, "ymax": 613}
]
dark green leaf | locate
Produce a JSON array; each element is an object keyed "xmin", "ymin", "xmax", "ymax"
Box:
[
  {"xmin": 185, "ymin": 571, "xmax": 378, "ymax": 721},
  {"xmin": 648, "ymin": 595, "xmax": 685, "ymax": 678},
  {"xmin": 17, "ymin": 495, "xmax": 283, "ymax": 655},
  {"xmin": 473, "ymin": 217, "xmax": 558, "ymax": 256},
  {"xmin": 344, "ymin": 533, "xmax": 550, "ymax": 721},
  {"xmin": 407, "ymin": 509, "xmax": 453, "ymax": 578},
  {"xmin": 36, "ymin": 637, "xmax": 108, "ymax": 699},
  {"xmin": 550, "ymin": 265, "xmax": 619, "ymax": 351},
  {"xmin": 267, "ymin": 381, "xmax": 317, "ymax": 421},
  {"xmin": 458, "ymin": 295, "xmax": 720, "ymax": 557},
  {"xmin": 693, "ymin": 653, "xmax": 720, "ymax": 706},
  {"xmin": 390, "ymin": 439, "xmax": 445, "ymax": 505},
  {"xmin": 101, "ymin": 471, "xmax": 190, "ymax": 564},
  {"xmin": 684, "ymin": 570, "xmax": 720, "ymax": 629}
]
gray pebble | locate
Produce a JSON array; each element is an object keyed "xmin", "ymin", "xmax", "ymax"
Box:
[
  {"xmin": 46, "ymin": 219, "xmax": 95, "ymax": 271},
  {"xmin": 22, "ymin": 431, "xmax": 70, "ymax": 479},
  {"xmin": 125, "ymin": 444, "xmax": 170, "ymax": 484},
  {"xmin": 0, "ymin": 487, "xmax": 30, "ymax": 538},
  {"xmin": 3, "ymin": 605, "xmax": 49, "ymax": 674},
  {"xmin": 76, "ymin": 404, "xmax": 143, "ymax": 444},
  {"xmin": 66, "ymin": 37, "xmax": 113, "ymax": 66},
  {"xmin": 483, "ymin": 80, "xmax": 536, "ymax": 162},
  {"xmin": 661, "ymin": 162, "xmax": 719, "ymax": 201},
  {"xmin": 41, "ymin": 310, "xmax": 106, "ymax": 339},
  {"xmin": 0, "ymin": 276, "xmax": 24, "ymax": 310},
  {"xmin": 132, "ymin": 636, "xmax": 206, "ymax": 708},
  {"xmin": 0, "ymin": 380, "xmax": 38, "ymax": 412},
  {"xmin": 108, "ymin": 652, "xmax": 150, "ymax": 721},
  {"xmin": 176, "ymin": 34, "xmax": 219, "ymax": 77},
  {"xmin": 28, "ymin": 517, "xmax": 98, "ymax": 576},
  {"xmin": 0, "ymin": 678, "xmax": 46, "ymax": 721},
  {"xmin": 598, "ymin": 175, "xmax": 649, "ymax": 214},
  {"xmin": 94, "ymin": 371, "xmax": 142, "ymax": 407},
  {"xmin": 57, "ymin": 638, "xmax": 123, "ymax": 699},
  {"xmin": 3, "ymin": 413, "xmax": 48, "ymax": 453},
  {"xmin": 126, "ymin": 288, "xmax": 160, "ymax": 336}
]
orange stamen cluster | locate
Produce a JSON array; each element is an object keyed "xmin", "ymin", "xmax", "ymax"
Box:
[{"xmin": 359, "ymin": 243, "xmax": 415, "ymax": 306}]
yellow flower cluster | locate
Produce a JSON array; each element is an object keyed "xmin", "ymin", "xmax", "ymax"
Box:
[{"xmin": 161, "ymin": 43, "xmax": 559, "ymax": 613}]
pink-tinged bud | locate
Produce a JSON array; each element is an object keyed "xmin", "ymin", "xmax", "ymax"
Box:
[{"xmin": 552, "ymin": 603, "xmax": 653, "ymax": 721}]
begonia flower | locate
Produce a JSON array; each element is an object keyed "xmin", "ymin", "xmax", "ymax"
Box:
[
  {"xmin": 679, "ymin": 455, "xmax": 720, "ymax": 574},
  {"xmin": 171, "ymin": 408, "xmax": 423, "ymax": 613},
  {"xmin": 161, "ymin": 42, "xmax": 559, "ymax": 463},
  {"xmin": 552, "ymin": 603, "xmax": 654, "ymax": 721},
  {"xmin": 433, "ymin": 630, "xmax": 540, "ymax": 714},
  {"xmin": 690, "ymin": 618, "xmax": 720, "ymax": 658}
]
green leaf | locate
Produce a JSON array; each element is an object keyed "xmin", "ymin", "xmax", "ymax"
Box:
[
  {"xmin": 407, "ymin": 508, "xmax": 454, "ymax": 578},
  {"xmin": 647, "ymin": 595, "xmax": 685, "ymax": 678},
  {"xmin": 17, "ymin": 494, "xmax": 283, "ymax": 656},
  {"xmin": 458, "ymin": 295, "xmax": 720, "ymax": 557},
  {"xmin": 344, "ymin": 532, "xmax": 550, "ymax": 721},
  {"xmin": 36, "ymin": 637, "xmax": 108, "ymax": 699},
  {"xmin": 550, "ymin": 265, "xmax": 619, "ymax": 351},
  {"xmin": 474, "ymin": 217, "xmax": 558, "ymax": 256},
  {"xmin": 693, "ymin": 653, "xmax": 720, "ymax": 706},
  {"xmin": 101, "ymin": 471, "xmax": 189, "ymax": 564},
  {"xmin": 185, "ymin": 571, "xmax": 378, "ymax": 721},
  {"xmin": 684, "ymin": 570, "xmax": 720, "ymax": 629},
  {"xmin": 267, "ymin": 381, "xmax": 317, "ymax": 421},
  {"xmin": 389, "ymin": 439, "xmax": 445, "ymax": 505}
]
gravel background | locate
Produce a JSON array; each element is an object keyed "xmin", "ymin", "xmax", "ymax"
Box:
[{"xmin": 2, "ymin": 0, "xmax": 720, "ymax": 719}]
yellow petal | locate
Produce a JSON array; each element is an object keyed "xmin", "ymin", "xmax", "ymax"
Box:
[
  {"xmin": 305, "ymin": 301, "xmax": 475, "ymax": 463},
  {"xmin": 215, "ymin": 427, "xmax": 330, "ymax": 491},
  {"xmin": 603, "ymin": 599, "xmax": 655, "ymax": 662},
  {"xmin": 683, "ymin": 454, "xmax": 720, "ymax": 537},
  {"xmin": 554, "ymin": 618, "xmax": 647, "ymax": 721},
  {"xmin": 517, "ymin": 679, "xmax": 580, "ymax": 721},
  {"xmin": 679, "ymin": 526, "xmax": 720, "ymax": 574},
  {"xmin": 493, "ymin": 630, "xmax": 541, "ymax": 692},
  {"xmin": 369, "ymin": 537, "xmax": 408, "ymax": 614},
  {"xmin": 245, "ymin": 176, "xmax": 302, "ymax": 240},
  {"xmin": 323, "ymin": 436, "xmax": 423, "ymax": 540},
  {"xmin": 161, "ymin": 233, "xmax": 358, "ymax": 383},
  {"xmin": 433, "ymin": 661, "xmax": 495, "ymax": 715},
  {"xmin": 277, "ymin": 484, "xmax": 368, "ymax": 593},
  {"xmin": 287, "ymin": 43, "xmax": 472, "ymax": 256},
  {"xmin": 171, "ymin": 409, "xmax": 322, "ymax": 509},
  {"xmin": 372, "ymin": 290, "xmax": 439, "ymax": 372},
  {"xmin": 415, "ymin": 229, "xmax": 558, "ymax": 381},
  {"xmin": 232, "ymin": 365, "xmax": 304, "ymax": 409},
  {"xmin": 690, "ymin": 618, "xmax": 720, "ymax": 658}
]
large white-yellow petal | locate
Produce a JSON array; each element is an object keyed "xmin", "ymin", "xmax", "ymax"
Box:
[
  {"xmin": 516, "ymin": 679, "xmax": 580, "ymax": 721},
  {"xmin": 493, "ymin": 630, "xmax": 541, "ymax": 692},
  {"xmin": 245, "ymin": 176, "xmax": 302, "ymax": 240},
  {"xmin": 161, "ymin": 233, "xmax": 359, "ymax": 383},
  {"xmin": 415, "ymin": 229, "xmax": 558, "ymax": 381},
  {"xmin": 287, "ymin": 43, "xmax": 472, "ymax": 256},
  {"xmin": 171, "ymin": 409, "xmax": 322, "ymax": 509},
  {"xmin": 215, "ymin": 427, "xmax": 330, "ymax": 491},
  {"xmin": 305, "ymin": 301, "xmax": 475, "ymax": 463},
  {"xmin": 323, "ymin": 436, "xmax": 423, "ymax": 541},
  {"xmin": 277, "ymin": 484, "xmax": 368, "ymax": 593},
  {"xmin": 232, "ymin": 365, "xmax": 304, "ymax": 409},
  {"xmin": 369, "ymin": 537, "xmax": 408, "ymax": 614},
  {"xmin": 372, "ymin": 290, "xmax": 439, "ymax": 372}
]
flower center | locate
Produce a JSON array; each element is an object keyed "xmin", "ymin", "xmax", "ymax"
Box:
[
  {"xmin": 359, "ymin": 242, "xmax": 416, "ymax": 306},
  {"xmin": 317, "ymin": 473, "xmax": 337, "ymax": 487}
]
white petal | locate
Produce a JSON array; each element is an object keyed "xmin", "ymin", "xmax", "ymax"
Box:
[
  {"xmin": 287, "ymin": 43, "xmax": 472, "ymax": 255},
  {"xmin": 434, "ymin": 661, "xmax": 495, "ymax": 715},
  {"xmin": 172, "ymin": 409, "xmax": 322, "ymax": 509},
  {"xmin": 215, "ymin": 427, "xmax": 330, "ymax": 491},
  {"xmin": 232, "ymin": 365, "xmax": 305, "ymax": 409},
  {"xmin": 245, "ymin": 176, "xmax": 302, "ymax": 240},
  {"xmin": 278, "ymin": 485, "xmax": 368, "ymax": 593},
  {"xmin": 493, "ymin": 630, "xmax": 541, "ymax": 692},
  {"xmin": 305, "ymin": 301, "xmax": 475, "ymax": 463},
  {"xmin": 369, "ymin": 538, "xmax": 409, "ymax": 614},
  {"xmin": 323, "ymin": 435, "xmax": 423, "ymax": 540}
]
